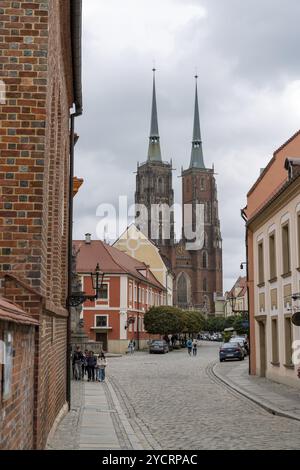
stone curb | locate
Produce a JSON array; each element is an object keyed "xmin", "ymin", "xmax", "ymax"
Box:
[
  {"xmin": 211, "ymin": 362, "xmax": 300, "ymax": 423},
  {"xmin": 106, "ymin": 378, "xmax": 144, "ymax": 450}
]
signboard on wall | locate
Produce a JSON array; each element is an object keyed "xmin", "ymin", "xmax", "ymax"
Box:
[{"xmin": 3, "ymin": 331, "xmax": 13, "ymax": 401}]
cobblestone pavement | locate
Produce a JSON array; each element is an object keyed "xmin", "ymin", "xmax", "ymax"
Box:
[
  {"xmin": 47, "ymin": 380, "xmax": 84, "ymax": 450},
  {"xmin": 107, "ymin": 342, "xmax": 300, "ymax": 450}
]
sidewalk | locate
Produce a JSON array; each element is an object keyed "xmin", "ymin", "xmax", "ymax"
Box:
[
  {"xmin": 47, "ymin": 378, "xmax": 143, "ymax": 450},
  {"xmin": 213, "ymin": 360, "xmax": 300, "ymax": 421}
]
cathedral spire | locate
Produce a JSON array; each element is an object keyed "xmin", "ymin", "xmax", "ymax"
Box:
[
  {"xmin": 148, "ymin": 68, "xmax": 162, "ymax": 162},
  {"xmin": 190, "ymin": 75, "xmax": 205, "ymax": 169}
]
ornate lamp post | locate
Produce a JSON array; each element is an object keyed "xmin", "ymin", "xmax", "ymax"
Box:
[{"xmin": 67, "ymin": 263, "xmax": 104, "ymax": 307}]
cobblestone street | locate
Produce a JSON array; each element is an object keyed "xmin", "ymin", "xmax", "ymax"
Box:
[
  {"xmin": 108, "ymin": 342, "xmax": 300, "ymax": 450},
  {"xmin": 48, "ymin": 342, "xmax": 300, "ymax": 450}
]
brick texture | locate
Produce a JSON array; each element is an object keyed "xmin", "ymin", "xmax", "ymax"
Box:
[
  {"xmin": 0, "ymin": 0, "xmax": 74, "ymax": 449},
  {"xmin": 0, "ymin": 321, "xmax": 36, "ymax": 450}
]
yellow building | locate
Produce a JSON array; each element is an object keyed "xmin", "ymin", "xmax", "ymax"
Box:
[{"xmin": 113, "ymin": 224, "xmax": 173, "ymax": 306}]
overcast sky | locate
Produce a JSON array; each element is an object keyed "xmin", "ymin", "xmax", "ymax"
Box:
[{"xmin": 73, "ymin": 0, "xmax": 300, "ymax": 292}]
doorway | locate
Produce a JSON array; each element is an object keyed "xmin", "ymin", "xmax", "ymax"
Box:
[
  {"xmin": 96, "ymin": 333, "xmax": 108, "ymax": 352},
  {"xmin": 258, "ymin": 321, "xmax": 266, "ymax": 377}
]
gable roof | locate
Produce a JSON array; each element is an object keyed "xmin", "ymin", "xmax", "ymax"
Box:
[{"xmin": 73, "ymin": 239, "xmax": 165, "ymax": 290}]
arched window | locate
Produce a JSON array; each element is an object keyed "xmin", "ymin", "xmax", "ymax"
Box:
[
  {"xmin": 158, "ymin": 177, "xmax": 164, "ymax": 194},
  {"xmin": 200, "ymin": 177, "xmax": 205, "ymax": 190},
  {"xmin": 203, "ymin": 251, "xmax": 208, "ymax": 269},
  {"xmin": 177, "ymin": 273, "xmax": 188, "ymax": 305}
]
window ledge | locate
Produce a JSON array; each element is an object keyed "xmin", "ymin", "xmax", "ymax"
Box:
[
  {"xmin": 283, "ymin": 363, "xmax": 295, "ymax": 370},
  {"xmin": 271, "ymin": 361, "xmax": 280, "ymax": 367},
  {"xmin": 268, "ymin": 277, "xmax": 277, "ymax": 284},
  {"xmin": 257, "ymin": 282, "xmax": 265, "ymax": 288},
  {"xmin": 281, "ymin": 272, "xmax": 292, "ymax": 279}
]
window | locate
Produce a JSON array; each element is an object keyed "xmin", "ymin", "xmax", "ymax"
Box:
[
  {"xmin": 258, "ymin": 241, "xmax": 264, "ymax": 285},
  {"xmin": 203, "ymin": 278, "xmax": 207, "ymax": 292},
  {"xmin": 134, "ymin": 285, "xmax": 137, "ymax": 302},
  {"xmin": 284, "ymin": 317, "xmax": 293, "ymax": 366},
  {"xmin": 269, "ymin": 233, "xmax": 277, "ymax": 280},
  {"xmin": 282, "ymin": 223, "xmax": 291, "ymax": 275},
  {"xmin": 177, "ymin": 273, "xmax": 188, "ymax": 305},
  {"xmin": 95, "ymin": 316, "xmax": 108, "ymax": 328},
  {"xmin": 200, "ymin": 177, "xmax": 205, "ymax": 190},
  {"xmin": 99, "ymin": 284, "xmax": 108, "ymax": 300},
  {"xmin": 129, "ymin": 284, "xmax": 132, "ymax": 302},
  {"xmin": 271, "ymin": 318, "xmax": 279, "ymax": 364}
]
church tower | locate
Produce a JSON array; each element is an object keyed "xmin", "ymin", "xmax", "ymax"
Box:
[
  {"xmin": 178, "ymin": 76, "xmax": 223, "ymax": 313},
  {"xmin": 135, "ymin": 70, "xmax": 174, "ymax": 250}
]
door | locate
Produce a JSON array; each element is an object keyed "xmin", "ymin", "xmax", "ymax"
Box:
[
  {"xmin": 259, "ymin": 321, "xmax": 266, "ymax": 377},
  {"xmin": 96, "ymin": 333, "xmax": 108, "ymax": 352}
]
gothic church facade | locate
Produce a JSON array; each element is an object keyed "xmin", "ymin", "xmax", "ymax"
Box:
[{"xmin": 135, "ymin": 72, "xmax": 223, "ymax": 314}]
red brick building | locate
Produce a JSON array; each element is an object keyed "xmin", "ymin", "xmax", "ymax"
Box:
[
  {"xmin": 74, "ymin": 237, "xmax": 166, "ymax": 354},
  {"xmin": 0, "ymin": 297, "xmax": 38, "ymax": 450},
  {"xmin": 0, "ymin": 1, "xmax": 82, "ymax": 449}
]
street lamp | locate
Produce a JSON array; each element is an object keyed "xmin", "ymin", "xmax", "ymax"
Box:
[{"xmin": 67, "ymin": 263, "xmax": 104, "ymax": 307}]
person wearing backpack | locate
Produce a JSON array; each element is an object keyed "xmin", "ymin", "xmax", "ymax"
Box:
[{"xmin": 187, "ymin": 338, "xmax": 193, "ymax": 356}]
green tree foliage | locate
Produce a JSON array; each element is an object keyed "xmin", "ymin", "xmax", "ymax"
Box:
[
  {"xmin": 144, "ymin": 307, "xmax": 205, "ymax": 335},
  {"xmin": 183, "ymin": 310, "xmax": 205, "ymax": 334},
  {"xmin": 144, "ymin": 306, "xmax": 185, "ymax": 335},
  {"xmin": 203, "ymin": 314, "xmax": 249, "ymax": 335}
]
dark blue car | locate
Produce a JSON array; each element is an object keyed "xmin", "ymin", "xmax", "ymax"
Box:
[{"xmin": 219, "ymin": 342, "xmax": 244, "ymax": 362}]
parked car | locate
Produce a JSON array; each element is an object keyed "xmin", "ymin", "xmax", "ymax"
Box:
[
  {"xmin": 149, "ymin": 340, "xmax": 169, "ymax": 354},
  {"xmin": 219, "ymin": 342, "xmax": 245, "ymax": 362},
  {"xmin": 230, "ymin": 337, "xmax": 248, "ymax": 356}
]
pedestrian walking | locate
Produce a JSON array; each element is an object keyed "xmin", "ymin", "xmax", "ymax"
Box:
[
  {"xmin": 87, "ymin": 351, "xmax": 97, "ymax": 382},
  {"xmin": 128, "ymin": 340, "xmax": 135, "ymax": 354},
  {"xmin": 82, "ymin": 349, "xmax": 88, "ymax": 379},
  {"xmin": 187, "ymin": 338, "xmax": 193, "ymax": 356},
  {"xmin": 192, "ymin": 339, "xmax": 198, "ymax": 357},
  {"xmin": 72, "ymin": 346, "xmax": 84, "ymax": 380},
  {"xmin": 97, "ymin": 352, "xmax": 107, "ymax": 382}
]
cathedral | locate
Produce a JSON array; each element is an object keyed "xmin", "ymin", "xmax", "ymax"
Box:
[{"xmin": 135, "ymin": 71, "xmax": 223, "ymax": 315}]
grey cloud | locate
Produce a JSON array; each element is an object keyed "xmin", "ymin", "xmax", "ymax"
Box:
[{"xmin": 74, "ymin": 0, "xmax": 300, "ymax": 291}]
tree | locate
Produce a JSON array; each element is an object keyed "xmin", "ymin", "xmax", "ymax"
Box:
[
  {"xmin": 144, "ymin": 306, "xmax": 185, "ymax": 335},
  {"xmin": 183, "ymin": 310, "xmax": 205, "ymax": 335}
]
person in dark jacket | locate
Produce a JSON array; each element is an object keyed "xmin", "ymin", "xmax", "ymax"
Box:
[
  {"xmin": 87, "ymin": 351, "xmax": 97, "ymax": 382},
  {"xmin": 72, "ymin": 347, "xmax": 84, "ymax": 381}
]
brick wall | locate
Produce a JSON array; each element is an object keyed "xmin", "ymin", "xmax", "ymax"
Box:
[
  {"xmin": 0, "ymin": 1, "xmax": 74, "ymax": 449},
  {"xmin": 0, "ymin": 320, "xmax": 36, "ymax": 450}
]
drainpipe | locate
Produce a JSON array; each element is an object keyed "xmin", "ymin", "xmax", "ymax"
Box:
[
  {"xmin": 67, "ymin": 0, "xmax": 83, "ymax": 410},
  {"xmin": 241, "ymin": 209, "xmax": 251, "ymax": 375}
]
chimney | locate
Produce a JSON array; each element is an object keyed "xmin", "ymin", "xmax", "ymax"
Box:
[{"xmin": 85, "ymin": 233, "xmax": 91, "ymax": 244}]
